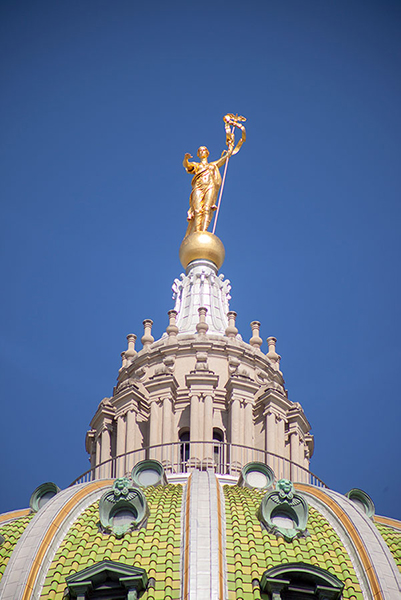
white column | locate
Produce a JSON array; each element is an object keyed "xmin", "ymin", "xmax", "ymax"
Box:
[
  {"xmin": 149, "ymin": 401, "xmax": 159, "ymax": 460},
  {"xmin": 96, "ymin": 434, "xmax": 101, "ymax": 478},
  {"xmin": 290, "ymin": 431, "xmax": 300, "ymax": 482},
  {"xmin": 203, "ymin": 394, "xmax": 213, "ymax": 467},
  {"xmin": 100, "ymin": 427, "xmax": 111, "ymax": 479},
  {"xmin": 162, "ymin": 397, "xmax": 173, "ymax": 468},
  {"xmin": 190, "ymin": 394, "xmax": 200, "ymax": 465},
  {"xmin": 204, "ymin": 394, "xmax": 213, "ymax": 441},
  {"xmin": 265, "ymin": 410, "xmax": 276, "ymax": 471},
  {"xmin": 116, "ymin": 415, "xmax": 126, "ymax": 477},
  {"xmin": 244, "ymin": 401, "xmax": 253, "ymax": 465},
  {"xmin": 277, "ymin": 417, "xmax": 286, "ymax": 479},
  {"xmin": 162, "ymin": 398, "xmax": 172, "ymax": 444},
  {"xmin": 301, "ymin": 440, "xmax": 309, "ymax": 483},
  {"xmin": 230, "ymin": 398, "xmax": 241, "ymax": 470},
  {"xmin": 125, "ymin": 409, "xmax": 137, "ymax": 472}
]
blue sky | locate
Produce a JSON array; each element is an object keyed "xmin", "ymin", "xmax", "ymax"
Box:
[{"xmin": 1, "ymin": 1, "xmax": 400, "ymax": 519}]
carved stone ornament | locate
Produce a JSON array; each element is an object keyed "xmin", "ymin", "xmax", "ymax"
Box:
[
  {"xmin": 99, "ymin": 477, "xmax": 149, "ymax": 538},
  {"xmin": 258, "ymin": 479, "xmax": 309, "ymax": 542}
]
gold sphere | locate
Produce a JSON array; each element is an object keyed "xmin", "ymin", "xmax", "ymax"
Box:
[{"xmin": 179, "ymin": 232, "xmax": 225, "ymax": 270}]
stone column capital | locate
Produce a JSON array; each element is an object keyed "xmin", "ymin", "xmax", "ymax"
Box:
[
  {"xmin": 287, "ymin": 403, "xmax": 311, "ymax": 435},
  {"xmin": 225, "ymin": 376, "xmax": 259, "ymax": 402},
  {"xmin": 185, "ymin": 372, "xmax": 219, "ymax": 391},
  {"xmin": 145, "ymin": 373, "xmax": 178, "ymax": 400}
]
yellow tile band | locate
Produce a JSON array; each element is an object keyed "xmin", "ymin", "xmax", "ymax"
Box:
[
  {"xmin": 375, "ymin": 515, "xmax": 401, "ymax": 530},
  {"xmin": 0, "ymin": 509, "xmax": 30, "ymax": 525}
]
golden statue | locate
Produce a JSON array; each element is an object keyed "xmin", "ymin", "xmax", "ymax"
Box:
[{"xmin": 183, "ymin": 114, "xmax": 246, "ymax": 238}]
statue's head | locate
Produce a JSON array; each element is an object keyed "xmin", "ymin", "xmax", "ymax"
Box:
[{"xmin": 197, "ymin": 146, "xmax": 209, "ymax": 159}]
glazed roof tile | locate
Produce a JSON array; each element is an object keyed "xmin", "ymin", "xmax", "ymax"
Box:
[
  {"xmin": 0, "ymin": 514, "xmax": 34, "ymax": 581},
  {"xmin": 40, "ymin": 483, "xmax": 183, "ymax": 600},
  {"xmin": 224, "ymin": 485, "xmax": 363, "ymax": 600},
  {"xmin": 375, "ymin": 522, "xmax": 401, "ymax": 572}
]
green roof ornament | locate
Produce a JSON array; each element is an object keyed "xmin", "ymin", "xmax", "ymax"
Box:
[
  {"xmin": 346, "ymin": 488, "xmax": 375, "ymax": 519},
  {"xmin": 29, "ymin": 482, "xmax": 60, "ymax": 513},
  {"xmin": 258, "ymin": 479, "xmax": 309, "ymax": 542},
  {"xmin": 131, "ymin": 459, "xmax": 168, "ymax": 488},
  {"xmin": 238, "ymin": 461, "xmax": 275, "ymax": 491},
  {"xmin": 112, "ymin": 476, "xmax": 133, "ymax": 499},
  {"xmin": 99, "ymin": 477, "xmax": 149, "ymax": 538}
]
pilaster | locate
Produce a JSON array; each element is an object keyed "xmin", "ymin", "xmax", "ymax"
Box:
[
  {"xmin": 185, "ymin": 371, "xmax": 219, "ymax": 467},
  {"xmin": 145, "ymin": 373, "xmax": 178, "ymax": 465},
  {"xmin": 287, "ymin": 403, "xmax": 312, "ymax": 482},
  {"xmin": 225, "ymin": 375, "xmax": 259, "ymax": 468}
]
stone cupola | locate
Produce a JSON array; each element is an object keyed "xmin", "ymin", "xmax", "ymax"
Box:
[{"xmin": 85, "ymin": 233, "xmax": 314, "ymax": 484}]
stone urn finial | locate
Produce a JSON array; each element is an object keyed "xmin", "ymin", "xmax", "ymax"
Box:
[
  {"xmin": 196, "ymin": 307, "xmax": 209, "ymax": 335},
  {"xmin": 249, "ymin": 321, "xmax": 263, "ymax": 349},
  {"xmin": 125, "ymin": 334, "xmax": 137, "ymax": 364},
  {"xmin": 120, "ymin": 352, "xmax": 128, "ymax": 369},
  {"xmin": 225, "ymin": 311, "xmax": 238, "ymax": 338},
  {"xmin": 141, "ymin": 319, "xmax": 154, "ymax": 349},
  {"xmin": 267, "ymin": 336, "xmax": 281, "ymax": 369},
  {"xmin": 166, "ymin": 309, "xmax": 179, "ymax": 338}
]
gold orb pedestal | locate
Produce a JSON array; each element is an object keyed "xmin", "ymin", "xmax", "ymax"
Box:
[{"xmin": 179, "ymin": 232, "xmax": 225, "ymax": 270}]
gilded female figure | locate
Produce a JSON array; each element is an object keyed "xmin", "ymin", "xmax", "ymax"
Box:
[{"xmin": 183, "ymin": 114, "xmax": 246, "ymax": 238}]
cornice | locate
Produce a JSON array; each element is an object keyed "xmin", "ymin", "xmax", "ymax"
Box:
[
  {"xmin": 225, "ymin": 374, "xmax": 260, "ymax": 398},
  {"xmin": 287, "ymin": 402, "xmax": 312, "ymax": 434},
  {"xmin": 145, "ymin": 372, "xmax": 178, "ymax": 398},
  {"xmin": 257, "ymin": 387, "xmax": 292, "ymax": 415},
  {"xmin": 89, "ymin": 399, "xmax": 116, "ymax": 430}
]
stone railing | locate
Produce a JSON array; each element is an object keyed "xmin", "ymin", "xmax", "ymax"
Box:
[{"xmin": 70, "ymin": 441, "xmax": 327, "ymax": 488}]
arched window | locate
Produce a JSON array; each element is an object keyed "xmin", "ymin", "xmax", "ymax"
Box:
[
  {"xmin": 213, "ymin": 428, "xmax": 224, "ymax": 472},
  {"xmin": 179, "ymin": 429, "xmax": 190, "ymax": 467},
  {"xmin": 260, "ymin": 562, "xmax": 344, "ymax": 599}
]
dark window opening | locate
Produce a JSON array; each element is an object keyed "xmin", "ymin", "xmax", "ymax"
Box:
[{"xmin": 179, "ymin": 430, "xmax": 190, "ymax": 466}]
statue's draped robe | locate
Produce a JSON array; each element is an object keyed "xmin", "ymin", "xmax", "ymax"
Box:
[{"xmin": 186, "ymin": 161, "xmax": 222, "ymax": 235}]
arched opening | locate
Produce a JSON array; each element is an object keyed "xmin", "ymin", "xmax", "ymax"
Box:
[
  {"xmin": 179, "ymin": 429, "xmax": 190, "ymax": 468},
  {"xmin": 260, "ymin": 562, "xmax": 344, "ymax": 599},
  {"xmin": 213, "ymin": 428, "xmax": 224, "ymax": 472}
]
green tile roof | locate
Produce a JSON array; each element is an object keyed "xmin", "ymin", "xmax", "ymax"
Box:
[
  {"xmin": 40, "ymin": 483, "xmax": 183, "ymax": 600},
  {"xmin": 0, "ymin": 514, "xmax": 34, "ymax": 581},
  {"xmin": 224, "ymin": 485, "xmax": 363, "ymax": 600},
  {"xmin": 375, "ymin": 522, "xmax": 401, "ymax": 572}
]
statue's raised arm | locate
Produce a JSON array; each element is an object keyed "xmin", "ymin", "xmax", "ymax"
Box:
[{"xmin": 183, "ymin": 114, "xmax": 246, "ymax": 238}]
